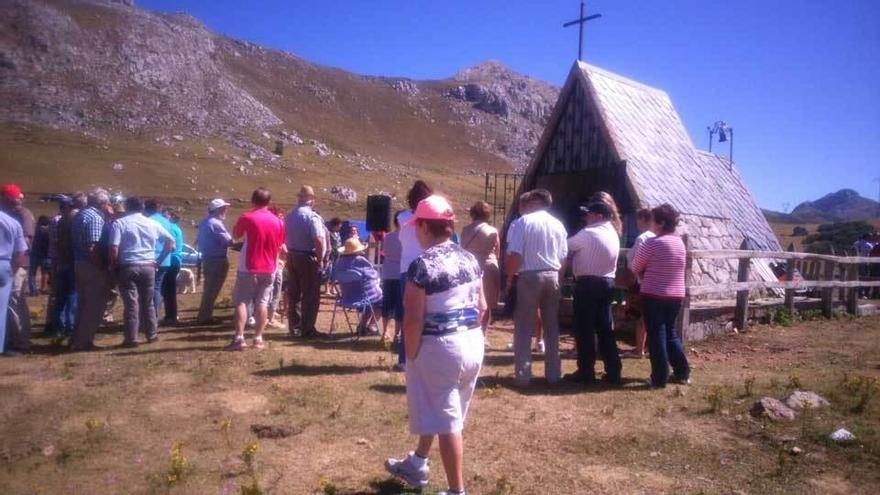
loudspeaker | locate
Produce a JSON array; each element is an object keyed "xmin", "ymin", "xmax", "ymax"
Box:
[{"xmin": 366, "ymin": 195, "xmax": 392, "ymax": 232}]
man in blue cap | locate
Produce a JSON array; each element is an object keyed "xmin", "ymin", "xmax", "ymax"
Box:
[{"xmin": 564, "ymin": 201, "xmax": 622, "ymax": 385}]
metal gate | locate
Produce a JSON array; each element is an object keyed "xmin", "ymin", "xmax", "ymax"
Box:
[{"xmin": 484, "ymin": 172, "xmax": 525, "ymax": 227}]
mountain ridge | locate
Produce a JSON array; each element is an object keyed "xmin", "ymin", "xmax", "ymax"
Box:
[
  {"xmin": 0, "ymin": 0, "xmax": 559, "ymax": 172},
  {"xmin": 763, "ymin": 188, "xmax": 879, "ymax": 223}
]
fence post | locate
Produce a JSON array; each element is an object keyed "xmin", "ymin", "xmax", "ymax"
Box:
[
  {"xmin": 733, "ymin": 240, "xmax": 751, "ymax": 332},
  {"xmin": 676, "ymin": 235, "xmax": 692, "ymax": 341},
  {"xmin": 846, "ymin": 262, "xmax": 859, "ymax": 315},
  {"xmin": 784, "ymin": 255, "xmax": 796, "ymax": 314},
  {"xmin": 821, "ymin": 260, "xmax": 836, "ymax": 318}
]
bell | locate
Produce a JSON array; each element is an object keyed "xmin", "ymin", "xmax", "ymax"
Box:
[{"xmin": 717, "ymin": 128, "xmax": 728, "ymax": 143}]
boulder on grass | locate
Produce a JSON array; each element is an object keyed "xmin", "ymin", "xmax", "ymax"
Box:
[
  {"xmin": 750, "ymin": 397, "xmax": 796, "ymax": 421},
  {"xmin": 784, "ymin": 390, "xmax": 830, "ymax": 410}
]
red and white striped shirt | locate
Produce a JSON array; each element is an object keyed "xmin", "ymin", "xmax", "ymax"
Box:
[{"xmin": 629, "ymin": 234, "xmax": 686, "ymax": 300}]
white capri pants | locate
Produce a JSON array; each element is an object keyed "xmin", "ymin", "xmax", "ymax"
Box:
[{"xmin": 405, "ymin": 328, "xmax": 485, "ymax": 435}]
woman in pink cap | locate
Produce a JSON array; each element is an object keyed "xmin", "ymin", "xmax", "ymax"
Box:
[{"xmin": 384, "ymin": 194, "xmax": 486, "ymax": 495}]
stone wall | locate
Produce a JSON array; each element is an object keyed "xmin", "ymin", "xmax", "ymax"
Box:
[{"xmin": 679, "ymin": 214, "xmax": 776, "ymax": 300}]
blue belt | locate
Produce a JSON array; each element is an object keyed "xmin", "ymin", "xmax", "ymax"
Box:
[
  {"xmin": 422, "ymin": 308, "xmax": 480, "ymax": 336},
  {"xmin": 422, "ymin": 325, "xmax": 481, "ymax": 337}
]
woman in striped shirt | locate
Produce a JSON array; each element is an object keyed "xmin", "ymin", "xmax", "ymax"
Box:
[{"xmin": 629, "ymin": 204, "xmax": 691, "ymax": 388}]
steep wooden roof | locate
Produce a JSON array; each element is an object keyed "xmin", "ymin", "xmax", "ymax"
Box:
[{"xmin": 523, "ymin": 61, "xmax": 779, "ymax": 251}]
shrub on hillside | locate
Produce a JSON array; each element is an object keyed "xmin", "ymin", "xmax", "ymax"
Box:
[{"xmin": 803, "ymin": 221, "xmax": 873, "ymax": 254}]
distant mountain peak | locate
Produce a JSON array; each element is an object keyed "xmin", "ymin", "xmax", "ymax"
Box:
[
  {"xmin": 453, "ymin": 60, "xmax": 511, "ymax": 80},
  {"xmin": 787, "ymin": 188, "xmax": 879, "ymax": 223}
]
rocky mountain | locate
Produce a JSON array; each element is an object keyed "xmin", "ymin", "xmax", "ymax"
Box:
[
  {"xmin": 0, "ymin": 0, "xmax": 559, "ymax": 176},
  {"xmin": 764, "ymin": 189, "xmax": 880, "ymax": 223}
]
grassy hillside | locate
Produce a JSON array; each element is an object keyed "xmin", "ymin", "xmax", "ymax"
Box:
[
  {"xmin": 770, "ymin": 218, "xmax": 880, "ymax": 253},
  {"xmin": 1, "ymin": 124, "xmax": 488, "ymax": 225}
]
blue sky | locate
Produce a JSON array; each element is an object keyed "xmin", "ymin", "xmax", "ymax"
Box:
[{"xmin": 139, "ymin": 0, "xmax": 880, "ymax": 211}]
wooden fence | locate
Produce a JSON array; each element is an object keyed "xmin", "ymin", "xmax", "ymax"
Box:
[{"xmin": 679, "ymin": 246, "xmax": 880, "ymax": 333}]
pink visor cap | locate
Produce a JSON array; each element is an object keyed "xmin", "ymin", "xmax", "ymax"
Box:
[{"xmin": 406, "ymin": 194, "xmax": 456, "ymax": 225}]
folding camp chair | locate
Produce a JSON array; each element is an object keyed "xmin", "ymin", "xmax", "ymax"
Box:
[{"xmin": 328, "ymin": 282, "xmax": 380, "ymax": 340}]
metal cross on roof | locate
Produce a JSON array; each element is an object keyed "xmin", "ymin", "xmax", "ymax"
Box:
[{"xmin": 563, "ymin": 1, "xmax": 602, "ymax": 61}]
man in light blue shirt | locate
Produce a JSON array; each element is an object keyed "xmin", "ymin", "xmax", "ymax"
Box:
[
  {"xmin": 505, "ymin": 189, "xmax": 568, "ymax": 386},
  {"xmin": 110, "ymin": 197, "xmax": 174, "ymax": 347},
  {"xmin": 0, "ymin": 209, "xmax": 28, "ymax": 355},
  {"xmin": 196, "ymin": 198, "xmax": 233, "ymax": 323}
]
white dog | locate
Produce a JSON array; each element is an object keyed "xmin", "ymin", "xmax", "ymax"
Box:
[{"xmin": 176, "ymin": 267, "xmax": 197, "ymax": 294}]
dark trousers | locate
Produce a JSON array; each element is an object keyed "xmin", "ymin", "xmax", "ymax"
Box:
[
  {"xmin": 51, "ymin": 265, "xmax": 77, "ymax": 336},
  {"xmin": 119, "ymin": 265, "xmax": 158, "ymax": 344},
  {"xmin": 72, "ymin": 260, "xmax": 109, "ymax": 350},
  {"xmin": 572, "ymin": 276, "xmax": 621, "ymax": 382},
  {"xmin": 27, "ymin": 256, "xmax": 39, "ymax": 295},
  {"xmin": 162, "ymin": 263, "xmax": 180, "ymax": 322},
  {"xmin": 642, "ymin": 296, "xmax": 690, "ymax": 387},
  {"xmin": 197, "ymin": 257, "xmax": 229, "ymax": 322},
  {"xmin": 287, "ymin": 252, "xmax": 321, "ymax": 336},
  {"xmin": 154, "ymin": 267, "xmax": 168, "ymax": 317}
]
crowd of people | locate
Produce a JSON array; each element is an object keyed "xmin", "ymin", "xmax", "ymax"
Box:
[{"xmin": 0, "ymin": 179, "xmax": 692, "ymax": 495}]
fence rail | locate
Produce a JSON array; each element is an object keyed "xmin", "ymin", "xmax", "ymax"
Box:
[
  {"xmin": 671, "ymin": 243, "xmax": 879, "ymax": 334},
  {"xmin": 688, "ymin": 249, "xmax": 880, "ymax": 264}
]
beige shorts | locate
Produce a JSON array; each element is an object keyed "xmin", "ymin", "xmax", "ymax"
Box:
[
  {"xmin": 232, "ymin": 271, "xmax": 275, "ymax": 306},
  {"xmin": 405, "ymin": 328, "xmax": 484, "ymax": 435}
]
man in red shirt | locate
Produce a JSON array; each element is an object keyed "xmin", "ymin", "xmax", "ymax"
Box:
[{"xmin": 226, "ymin": 188, "xmax": 285, "ymax": 351}]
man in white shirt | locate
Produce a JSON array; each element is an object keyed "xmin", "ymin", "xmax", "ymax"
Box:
[
  {"xmin": 109, "ymin": 197, "xmax": 175, "ymax": 347},
  {"xmin": 564, "ymin": 202, "xmax": 622, "ymax": 385},
  {"xmin": 505, "ymin": 189, "xmax": 568, "ymax": 385}
]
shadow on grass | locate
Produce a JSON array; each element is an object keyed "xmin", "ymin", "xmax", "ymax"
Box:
[
  {"xmin": 482, "ymin": 349, "xmax": 577, "ymax": 367},
  {"xmin": 95, "ymin": 323, "xmax": 124, "ymax": 335},
  {"xmin": 158, "ymin": 321, "xmax": 232, "ymax": 334},
  {"xmin": 369, "ymin": 383, "xmax": 406, "ymax": 395},
  {"xmin": 477, "ymin": 374, "xmax": 651, "ymax": 396},
  {"xmin": 337, "ymin": 478, "xmax": 420, "ymax": 495},
  {"xmin": 254, "ymin": 362, "xmax": 389, "ymax": 377},
  {"xmin": 298, "ymin": 336, "xmax": 390, "ymax": 353},
  {"xmin": 110, "ymin": 345, "xmax": 223, "ymax": 356},
  {"xmin": 20, "ymin": 343, "xmax": 70, "ymax": 356},
  {"xmin": 166, "ymin": 333, "xmax": 237, "ymax": 343}
]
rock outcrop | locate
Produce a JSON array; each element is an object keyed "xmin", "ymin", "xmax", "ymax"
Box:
[
  {"xmin": 0, "ymin": 1, "xmax": 559, "ymax": 171},
  {"xmin": 0, "ymin": 0, "xmax": 280, "ymax": 133}
]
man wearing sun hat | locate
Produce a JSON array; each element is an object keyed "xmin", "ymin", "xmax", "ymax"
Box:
[
  {"xmin": 1, "ymin": 184, "xmax": 35, "ymax": 352},
  {"xmin": 196, "ymin": 197, "xmax": 233, "ymax": 324},
  {"xmin": 331, "ymin": 237, "xmax": 383, "ymax": 334},
  {"xmin": 284, "ymin": 185, "xmax": 326, "ymax": 338}
]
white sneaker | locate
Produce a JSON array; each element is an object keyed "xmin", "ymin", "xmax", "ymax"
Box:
[
  {"xmin": 246, "ymin": 316, "xmax": 256, "ymax": 328},
  {"xmin": 535, "ymin": 340, "xmax": 545, "ymax": 353},
  {"xmin": 384, "ymin": 452, "xmax": 429, "ymax": 488}
]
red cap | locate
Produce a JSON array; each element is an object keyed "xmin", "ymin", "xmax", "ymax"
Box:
[{"xmin": 1, "ymin": 184, "xmax": 23, "ymax": 201}]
